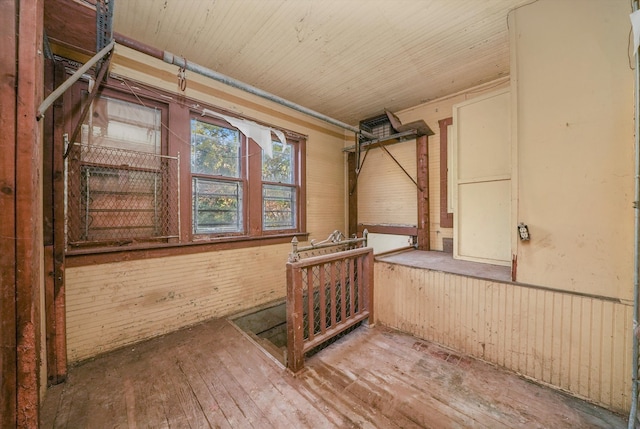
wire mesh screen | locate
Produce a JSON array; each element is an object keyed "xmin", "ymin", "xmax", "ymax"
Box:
[
  {"xmin": 302, "ymin": 258, "xmax": 362, "ymax": 342},
  {"xmin": 65, "ymin": 143, "xmax": 179, "ymax": 247}
]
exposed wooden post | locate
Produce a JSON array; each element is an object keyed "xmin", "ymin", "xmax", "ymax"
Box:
[
  {"xmin": 286, "ymin": 263, "xmax": 305, "ymax": 373},
  {"xmin": 438, "ymin": 118, "xmax": 454, "ymax": 229},
  {"xmin": 0, "ymin": 0, "xmax": 19, "ymax": 426},
  {"xmin": 348, "ymin": 151, "xmax": 358, "ymax": 237},
  {"xmin": 364, "ymin": 250, "xmax": 374, "ymax": 325},
  {"xmin": 416, "ymin": 135, "xmax": 430, "ymax": 250},
  {"xmin": 15, "ymin": 0, "xmax": 45, "ymax": 427},
  {"xmin": 51, "ymin": 59, "xmax": 68, "ymax": 384}
]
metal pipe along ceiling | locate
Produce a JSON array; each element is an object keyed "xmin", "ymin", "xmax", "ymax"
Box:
[{"xmin": 113, "ymin": 33, "xmax": 375, "ymax": 140}]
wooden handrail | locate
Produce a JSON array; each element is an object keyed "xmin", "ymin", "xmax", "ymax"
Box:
[{"xmin": 286, "ymin": 246, "xmax": 373, "ymax": 373}]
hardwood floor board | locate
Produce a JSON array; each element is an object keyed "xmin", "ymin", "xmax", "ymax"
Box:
[
  {"xmin": 210, "ymin": 328, "xmax": 306, "ymax": 428},
  {"xmin": 307, "ymin": 334, "xmax": 489, "ymax": 429},
  {"xmin": 298, "ymin": 368, "xmax": 382, "ymax": 429},
  {"xmin": 40, "ymin": 318, "xmax": 627, "ymax": 429},
  {"xmin": 220, "ymin": 326, "xmax": 343, "ymax": 428},
  {"xmin": 172, "ymin": 354, "xmax": 234, "ymax": 429},
  {"xmin": 304, "ymin": 361, "xmax": 406, "ymax": 428},
  {"xmin": 181, "ymin": 346, "xmax": 260, "ymax": 428}
]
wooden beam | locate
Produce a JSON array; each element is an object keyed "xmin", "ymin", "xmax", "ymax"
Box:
[
  {"xmin": 0, "ymin": 0, "xmax": 18, "ymax": 426},
  {"xmin": 15, "ymin": 0, "xmax": 45, "ymax": 426},
  {"xmin": 348, "ymin": 152, "xmax": 358, "ymax": 237},
  {"xmin": 416, "ymin": 135, "xmax": 430, "ymax": 250},
  {"xmin": 438, "ymin": 118, "xmax": 454, "ymax": 228},
  {"xmin": 51, "ymin": 59, "xmax": 68, "ymax": 384},
  {"xmin": 44, "ymin": 0, "xmax": 96, "ymax": 56},
  {"xmin": 357, "ymin": 224, "xmax": 418, "ymax": 236}
]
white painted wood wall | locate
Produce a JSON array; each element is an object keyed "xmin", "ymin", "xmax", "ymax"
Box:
[{"xmin": 375, "ymin": 261, "xmax": 632, "ymax": 413}]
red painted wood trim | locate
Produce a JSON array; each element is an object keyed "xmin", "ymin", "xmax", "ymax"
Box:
[
  {"xmin": 416, "ymin": 135, "xmax": 430, "ymax": 250},
  {"xmin": 52, "ymin": 59, "xmax": 68, "ymax": 383},
  {"xmin": 65, "ymin": 232, "xmax": 310, "ymax": 267},
  {"xmin": 286, "ymin": 264, "xmax": 305, "ymax": 373},
  {"xmin": 348, "ymin": 152, "xmax": 358, "ymax": 237},
  {"xmin": 0, "ymin": 0, "xmax": 18, "ymax": 425},
  {"xmin": 248, "ymin": 138, "xmax": 262, "ymax": 236},
  {"xmin": 439, "ymin": 118, "xmax": 454, "ymax": 228},
  {"xmin": 16, "ymin": 0, "xmax": 44, "ymax": 426},
  {"xmin": 357, "ymin": 223, "xmax": 418, "ymax": 236}
]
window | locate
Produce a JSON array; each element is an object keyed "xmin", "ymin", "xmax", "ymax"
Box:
[
  {"xmin": 66, "ymin": 90, "xmax": 178, "ymax": 248},
  {"xmin": 262, "ymin": 140, "xmax": 296, "ymax": 231},
  {"xmin": 64, "ymin": 73, "xmax": 306, "ymax": 253},
  {"xmin": 190, "ymin": 114, "xmax": 303, "ymax": 239},
  {"xmin": 190, "ymin": 118, "xmax": 244, "ymax": 234}
]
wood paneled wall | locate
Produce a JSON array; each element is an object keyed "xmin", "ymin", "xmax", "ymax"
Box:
[
  {"xmin": 65, "ymin": 244, "xmax": 291, "ymax": 363},
  {"xmin": 375, "ymin": 261, "xmax": 632, "ymax": 413},
  {"xmin": 357, "ymin": 141, "xmax": 418, "ymax": 226}
]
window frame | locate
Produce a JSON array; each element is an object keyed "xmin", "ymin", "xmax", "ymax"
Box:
[
  {"xmin": 66, "ymin": 82, "xmax": 173, "ymax": 249},
  {"xmin": 62, "ymin": 72, "xmax": 308, "ymax": 262},
  {"xmin": 189, "ymin": 115, "xmax": 247, "ymax": 238},
  {"xmin": 261, "ymin": 138, "xmax": 299, "ymax": 233}
]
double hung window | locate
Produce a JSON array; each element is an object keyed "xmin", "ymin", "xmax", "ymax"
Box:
[
  {"xmin": 262, "ymin": 140, "xmax": 296, "ymax": 231},
  {"xmin": 190, "ymin": 114, "xmax": 302, "ymax": 239},
  {"xmin": 190, "ymin": 118, "xmax": 244, "ymax": 234}
]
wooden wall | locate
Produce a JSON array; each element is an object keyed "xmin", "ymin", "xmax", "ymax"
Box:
[
  {"xmin": 357, "ymin": 140, "xmax": 417, "ymax": 226},
  {"xmin": 66, "ymin": 244, "xmax": 291, "ymax": 362},
  {"xmin": 375, "ymin": 261, "xmax": 632, "ymax": 413}
]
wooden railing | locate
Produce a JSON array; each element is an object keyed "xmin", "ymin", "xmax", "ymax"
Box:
[{"xmin": 286, "ymin": 238, "xmax": 373, "ymax": 373}]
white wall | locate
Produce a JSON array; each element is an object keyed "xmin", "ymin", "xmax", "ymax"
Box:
[{"xmin": 512, "ymin": 0, "xmax": 634, "ymax": 300}]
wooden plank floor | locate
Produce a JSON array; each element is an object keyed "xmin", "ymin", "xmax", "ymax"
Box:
[{"xmin": 40, "ymin": 318, "xmax": 627, "ymax": 428}]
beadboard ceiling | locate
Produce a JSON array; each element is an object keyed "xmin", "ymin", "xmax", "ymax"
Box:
[{"xmin": 83, "ymin": 0, "xmax": 533, "ymax": 126}]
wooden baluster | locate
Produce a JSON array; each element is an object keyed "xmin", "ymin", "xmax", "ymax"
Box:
[
  {"xmin": 349, "ymin": 256, "xmax": 355, "ymax": 318},
  {"xmin": 319, "ymin": 263, "xmax": 327, "ymax": 334},
  {"xmin": 357, "ymin": 254, "xmax": 364, "ymax": 315},
  {"xmin": 307, "ymin": 266, "xmax": 315, "ymax": 342},
  {"xmin": 340, "ymin": 258, "xmax": 347, "ymax": 323},
  {"xmin": 330, "ymin": 261, "xmax": 337, "ymax": 327}
]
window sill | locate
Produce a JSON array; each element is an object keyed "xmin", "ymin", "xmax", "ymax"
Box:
[{"xmin": 65, "ymin": 232, "xmax": 309, "ymax": 267}]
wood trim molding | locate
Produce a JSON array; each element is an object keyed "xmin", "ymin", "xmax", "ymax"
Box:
[
  {"xmin": 439, "ymin": 117, "xmax": 453, "ymax": 229},
  {"xmin": 66, "ymin": 233, "xmax": 310, "ymax": 268},
  {"xmin": 416, "ymin": 135, "xmax": 430, "ymax": 250},
  {"xmin": 348, "ymin": 152, "xmax": 358, "ymax": 237},
  {"xmin": 357, "ymin": 224, "xmax": 418, "ymax": 236}
]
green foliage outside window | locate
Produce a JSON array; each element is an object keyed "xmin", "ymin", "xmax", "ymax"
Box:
[{"xmin": 191, "ymin": 119, "xmax": 240, "ymax": 177}]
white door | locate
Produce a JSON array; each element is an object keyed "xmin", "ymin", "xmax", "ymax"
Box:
[{"xmin": 453, "ymin": 89, "xmax": 511, "ymax": 266}]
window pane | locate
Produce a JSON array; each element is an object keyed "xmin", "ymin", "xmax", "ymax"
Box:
[
  {"xmin": 84, "ymin": 96, "xmax": 161, "ymax": 154},
  {"xmin": 193, "ymin": 178, "xmax": 243, "ymax": 233},
  {"xmin": 191, "ymin": 119, "xmax": 240, "ymax": 177},
  {"xmin": 263, "ymin": 184, "xmax": 296, "ymax": 230},
  {"xmin": 262, "ymin": 140, "xmax": 293, "ymax": 183}
]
